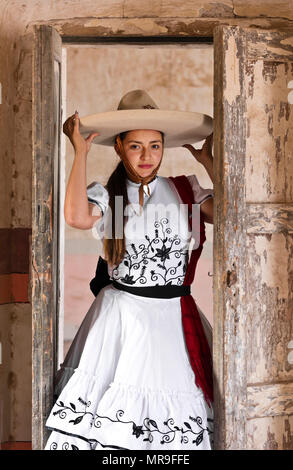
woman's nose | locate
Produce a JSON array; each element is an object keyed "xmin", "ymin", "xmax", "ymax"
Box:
[{"xmin": 140, "ymin": 147, "xmax": 151, "ymax": 160}]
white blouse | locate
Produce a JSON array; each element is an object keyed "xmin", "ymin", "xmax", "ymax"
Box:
[{"xmin": 87, "ymin": 175, "xmax": 213, "ymax": 287}]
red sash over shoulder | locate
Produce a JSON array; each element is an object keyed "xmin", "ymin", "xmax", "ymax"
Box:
[{"xmin": 168, "ymin": 175, "xmax": 213, "ymax": 408}]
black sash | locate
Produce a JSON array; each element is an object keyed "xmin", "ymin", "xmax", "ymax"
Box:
[
  {"xmin": 89, "ymin": 256, "xmax": 112, "ymax": 296},
  {"xmin": 112, "ymin": 280, "xmax": 190, "ymax": 298},
  {"xmin": 90, "ymin": 256, "xmax": 190, "ymax": 299}
]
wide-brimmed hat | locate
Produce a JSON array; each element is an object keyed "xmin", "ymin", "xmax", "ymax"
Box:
[{"xmin": 79, "ymin": 89, "xmax": 213, "ymax": 148}]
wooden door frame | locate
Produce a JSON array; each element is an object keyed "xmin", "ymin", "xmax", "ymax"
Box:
[
  {"xmin": 31, "ymin": 25, "xmax": 228, "ymax": 450},
  {"xmin": 32, "ymin": 25, "xmax": 63, "ymax": 450}
]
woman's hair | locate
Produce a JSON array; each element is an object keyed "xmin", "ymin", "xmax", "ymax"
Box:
[{"xmin": 103, "ymin": 130, "xmax": 164, "ymax": 266}]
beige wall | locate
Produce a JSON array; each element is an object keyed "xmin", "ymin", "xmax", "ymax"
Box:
[
  {"xmin": 64, "ymin": 45, "xmax": 214, "ymax": 350},
  {"xmin": 0, "ymin": 0, "xmax": 292, "ymax": 444}
]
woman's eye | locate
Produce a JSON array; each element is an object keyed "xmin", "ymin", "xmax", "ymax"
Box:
[{"xmin": 129, "ymin": 144, "xmax": 160, "ymax": 150}]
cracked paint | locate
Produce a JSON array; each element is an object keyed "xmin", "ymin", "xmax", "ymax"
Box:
[
  {"xmin": 224, "ymin": 32, "xmax": 240, "ymax": 105},
  {"xmin": 254, "ymin": 234, "xmax": 288, "ymax": 299},
  {"xmin": 84, "ymin": 18, "xmax": 169, "ymax": 34},
  {"xmin": 245, "ymin": 59, "xmax": 293, "ymax": 204}
]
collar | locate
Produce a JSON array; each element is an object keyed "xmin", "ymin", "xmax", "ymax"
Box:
[
  {"xmin": 126, "ymin": 175, "xmax": 159, "ymax": 216},
  {"xmin": 126, "ymin": 175, "xmax": 158, "ymax": 196}
]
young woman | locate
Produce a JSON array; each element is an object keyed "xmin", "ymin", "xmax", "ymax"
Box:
[{"xmin": 44, "ymin": 90, "xmax": 214, "ymax": 450}]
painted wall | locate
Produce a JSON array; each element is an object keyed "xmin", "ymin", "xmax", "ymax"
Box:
[{"xmin": 0, "ymin": 0, "xmax": 292, "ymax": 443}]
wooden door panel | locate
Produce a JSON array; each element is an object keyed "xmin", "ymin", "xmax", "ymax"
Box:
[
  {"xmin": 244, "ymin": 29, "xmax": 293, "ymax": 450},
  {"xmin": 214, "ymin": 25, "xmax": 293, "ymax": 450},
  {"xmin": 247, "ymin": 382, "xmax": 293, "ymax": 419},
  {"xmin": 245, "ymin": 60, "xmax": 293, "ymax": 202},
  {"xmin": 247, "ymin": 415, "xmax": 293, "ymax": 450},
  {"xmin": 246, "ymin": 232, "xmax": 293, "ymax": 383},
  {"xmin": 32, "ymin": 25, "xmax": 62, "ymax": 450}
]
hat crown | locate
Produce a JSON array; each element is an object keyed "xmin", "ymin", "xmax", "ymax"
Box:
[{"xmin": 117, "ymin": 89, "xmax": 159, "ymax": 111}]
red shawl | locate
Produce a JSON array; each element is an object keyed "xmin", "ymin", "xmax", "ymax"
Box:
[{"xmin": 169, "ymin": 175, "xmax": 213, "ymax": 408}]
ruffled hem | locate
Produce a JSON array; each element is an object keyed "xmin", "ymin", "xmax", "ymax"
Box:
[{"xmin": 45, "ymin": 368, "xmax": 214, "ymax": 450}]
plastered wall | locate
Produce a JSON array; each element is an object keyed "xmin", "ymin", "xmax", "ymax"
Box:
[{"xmin": 0, "ymin": 0, "xmax": 292, "ymax": 444}]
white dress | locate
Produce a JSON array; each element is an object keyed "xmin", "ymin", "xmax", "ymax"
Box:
[{"xmin": 45, "ymin": 174, "xmax": 214, "ymax": 450}]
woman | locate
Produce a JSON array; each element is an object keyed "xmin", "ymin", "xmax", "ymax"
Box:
[{"xmin": 45, "ymin": 90, "xmax": 214, "ymax": 450}]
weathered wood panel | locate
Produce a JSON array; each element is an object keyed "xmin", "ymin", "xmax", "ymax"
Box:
[
  {"xmin": 247, "ymin": 382, "xmax": 293, "ymax": 419},
  {"xmin": 213, "ymin": 23, "xmax": 226, "ymax": 451},
  {"xmin": 32, "ymin": 25, "xmax": 62, "ymax": 450},
  {"xmin": 30, "ymin": 17, "xmax": 293, "ymax": 41},
  {"xmin": 244, "ymin": 26, "xmax": 293, "ymax": 405},
  {"xmin": 246, "ymin": 204, "xmax": 293, "ymax": 234},
  {"xmin": 214, "ymin": 24, "xmax": 293, "ymax": 450},
  {"xmin": 213, "ymin": 24, "xmax": 248, "ymax": 450},
  {"xmin": 246, "ymin": 232, "xmax": 293, "ymax": 383},
  {"xmin": 245, "ymin": 59, "xmax": 293, "ymax": 203},
  {"xmin": 247, "ymin": 415, "xmax": 293, "ymax": 450},
  {"xmin": 246, "ymin": 31, "xmax": 293, "ymax": 61}
]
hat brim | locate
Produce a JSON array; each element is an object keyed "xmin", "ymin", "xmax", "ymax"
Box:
[{"xmin": 79, "ymin": 109, "xmax": 213, "ymax": 148}]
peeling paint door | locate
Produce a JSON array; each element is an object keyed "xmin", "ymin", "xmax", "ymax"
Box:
[
  {"xmin": 32, "ymin": 25, "xmax": 63, "ymax": 450},
  {"xmin": 213, "ymin": 25, "xmax": 293, "ymax": 449}
]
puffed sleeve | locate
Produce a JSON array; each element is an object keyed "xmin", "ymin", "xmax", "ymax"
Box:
[
  {"xmin": 186, "ymin": 174, "xmax": 213, "ymax": 205},
  {"xmin": 87, "ymin": 181, "xmax": 109, "ymax": 216}
]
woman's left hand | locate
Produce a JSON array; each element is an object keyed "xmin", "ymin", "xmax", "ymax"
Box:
[{"xmin": 182, "ymin": 132, "xmax": 213, "ymax": 165}]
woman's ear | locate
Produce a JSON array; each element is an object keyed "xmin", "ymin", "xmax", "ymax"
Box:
[{"xmin": 114, "ymin": 142, "xmax": 121, "ymax": 157}]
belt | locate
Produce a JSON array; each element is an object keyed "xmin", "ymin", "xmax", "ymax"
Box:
[{"xmin": 112, "ymin": 280, "xmax": 190, "ymax": 299}]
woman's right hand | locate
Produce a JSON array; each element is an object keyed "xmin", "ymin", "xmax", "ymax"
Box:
[{"xmin": 63, "ymin": 111, "xmax": 99, "ymax": 155}]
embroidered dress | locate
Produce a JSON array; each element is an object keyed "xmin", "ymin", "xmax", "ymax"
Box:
[{"xmin": 44, "ymin": 175, "xmax": 214, "ymax": 451}]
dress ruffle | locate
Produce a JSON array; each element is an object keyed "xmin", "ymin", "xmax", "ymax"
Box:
[
  {"xmin": 45, "ymin": 285, "xmax": 213, "ymax": 450},
  {"xmin": 46, "ymin": 369, "xmax": 213, "ymax": 450}
]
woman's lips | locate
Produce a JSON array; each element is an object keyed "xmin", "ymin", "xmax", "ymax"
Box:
[{"xmin": 138, "ymin": 164, "xmax": 153, "ymax": 168}]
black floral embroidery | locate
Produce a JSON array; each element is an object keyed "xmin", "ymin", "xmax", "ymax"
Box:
[
  {"xmin": 49, "ymin": 441, "xmax": 130, "ymax": 450},
  {"xmin": 132, "ymin": 423, "xmax": 144, "ymax": 438},
  {"xmin": 51, "ymin": 397, "xmax": 213, "ymax": 447},
  {"xmin": 112, "ymin": 217, "xmax": 188, "ymax": 286},
  {"xmin": 49, "ymin": 442, "xmax": 79, "ymax": 450},
  {"xmin": 48, "ymin": 431, "xmax": 130, "ymax": 450}
]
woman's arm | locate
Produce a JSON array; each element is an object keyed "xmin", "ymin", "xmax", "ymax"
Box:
[
  {"xmin": 200, "ymin": 197, "xmax": 213, "ymax": 224},
  {"xmin": 183, "ymin": 133, "xmax": 214, "ymax": 224},
  {"xmin": 198, "ymin": 152, "xmax": 213, "ymax": 225},
  {"xmin": 63, "ymin": 111, "xmax": 101, "ymax": 230}
]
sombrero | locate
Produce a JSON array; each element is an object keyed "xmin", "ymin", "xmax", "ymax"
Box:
[{"xmin": 79, "ymin": 89, "xmax": 213, "ymax": 148}]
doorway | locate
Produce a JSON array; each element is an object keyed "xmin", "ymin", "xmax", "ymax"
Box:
[
  {"xmin": 32, "ymin": 30, "xmax": 215, "ymax": 449},
  {"xmin": 62, "ymin": 43, "xmax": 214, "ymax": 359},
  {"xmin": 32, "ymin": 25, "xmax": 293, "ymax": 450}
]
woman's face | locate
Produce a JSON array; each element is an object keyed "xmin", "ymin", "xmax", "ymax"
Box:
[{"xmin": 118, "ymin": 129, "xmax": 164, "ymax": 178}]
